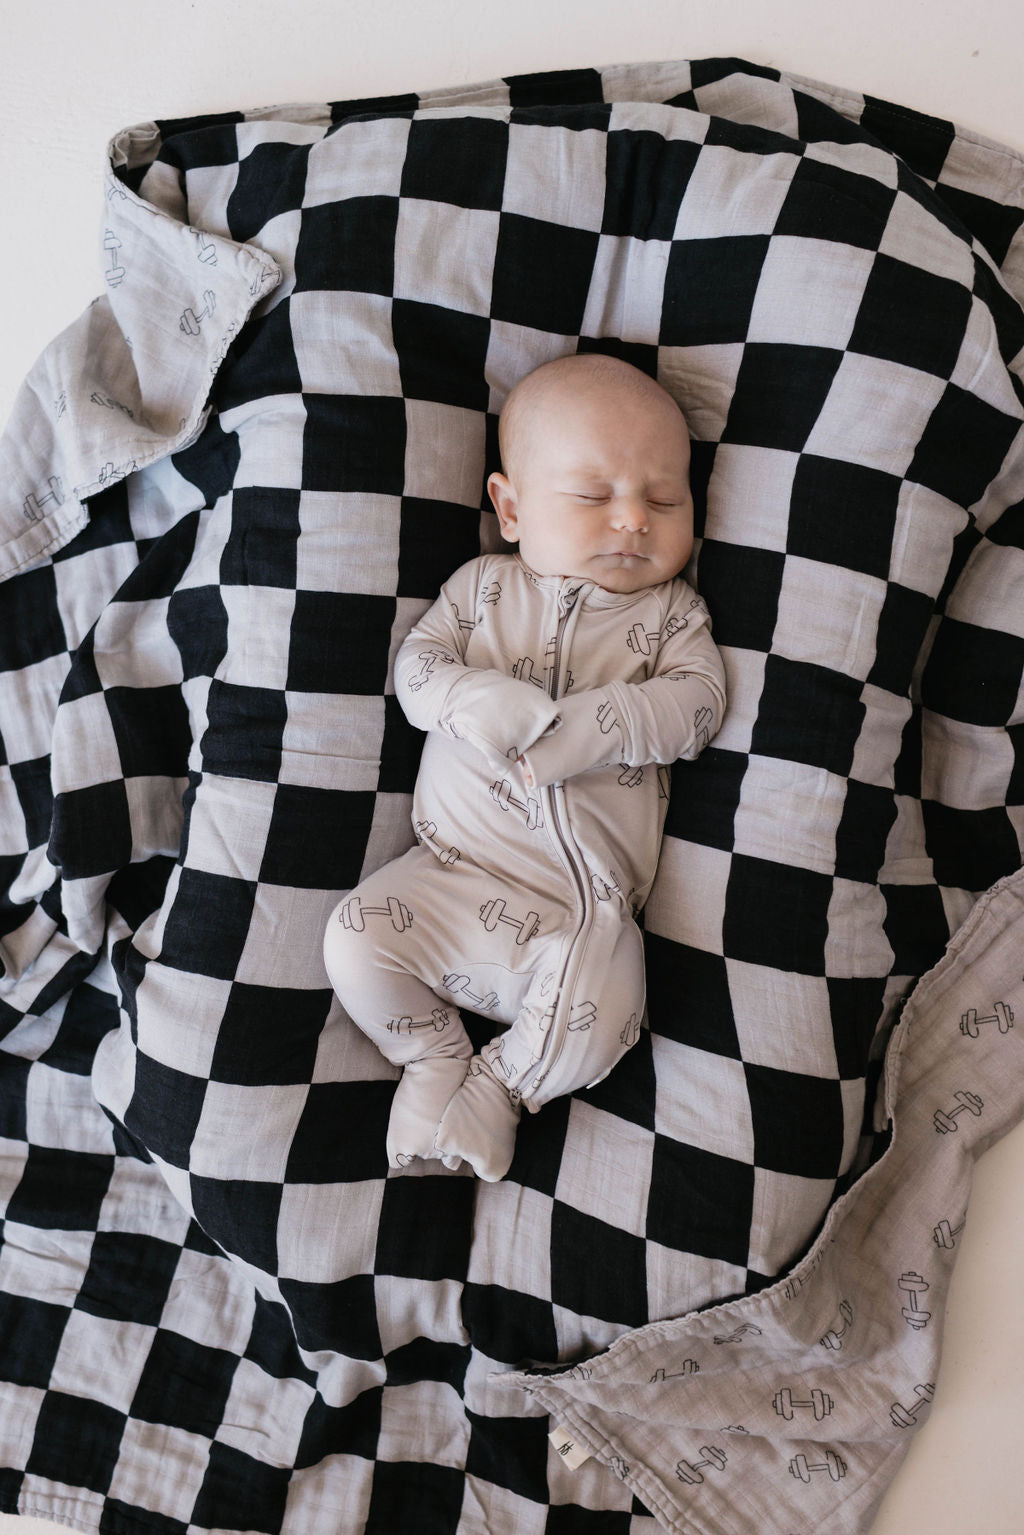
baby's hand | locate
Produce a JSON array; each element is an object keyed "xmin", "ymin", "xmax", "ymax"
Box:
[{"xmin": 517, "ymin": 755, "xmax": 535, "ymax": 788}]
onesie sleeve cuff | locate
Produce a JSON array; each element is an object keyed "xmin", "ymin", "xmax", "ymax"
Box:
[{"xmin": 520, "ymin": 691, "xmax": 622, "ymax": 788}]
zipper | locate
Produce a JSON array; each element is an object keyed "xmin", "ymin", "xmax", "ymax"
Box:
[{"xmin": 524, "ymin": 581, "xmax": 597, "ymax": 1100}]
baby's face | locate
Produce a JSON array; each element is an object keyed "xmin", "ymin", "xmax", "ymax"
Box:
[{"xmin": 488, "ymin": 379, "xmax": 694, "ymax": 594}]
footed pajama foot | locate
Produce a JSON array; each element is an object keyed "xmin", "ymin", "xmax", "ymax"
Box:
[
  {"xmin": 386, "ymin": 1055, "xmax": 472, "ymax": 1171},
  {"xmin": 434, "ymin": 1057, "xmax": 522, "ymax": 1182}
]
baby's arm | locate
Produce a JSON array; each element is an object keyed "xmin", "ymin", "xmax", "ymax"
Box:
[
  {"xmin": 521, "ymin": 589, "xmax": 726, "ymax": 789},
  {"xmin": 395, "ymin": 568, "xmax": 561, "ymax": 774}
]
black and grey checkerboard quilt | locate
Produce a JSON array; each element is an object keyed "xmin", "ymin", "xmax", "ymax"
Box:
[{"xmin": 1, "ymin": 56, "xmax": 1022, "ymax": 1535}]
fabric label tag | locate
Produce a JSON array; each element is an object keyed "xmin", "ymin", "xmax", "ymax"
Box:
[{"xmin": 549, "ymin": 1424, "xmax": 592, "ymax": 1469}]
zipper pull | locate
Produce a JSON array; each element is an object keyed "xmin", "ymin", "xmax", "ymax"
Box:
[{"xmin": 559, "ymin": 584, "xmax": 580, "ymax": 615}]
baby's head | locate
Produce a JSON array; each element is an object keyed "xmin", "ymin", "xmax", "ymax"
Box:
[{"xmin": 488, "ymin": 353, "xmax": 694, "ymax": 594}]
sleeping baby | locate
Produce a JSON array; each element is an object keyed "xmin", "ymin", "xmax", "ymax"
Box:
[{"xmin": 323, "ymin": 353, "xmax": 727, "ymax": 1180}]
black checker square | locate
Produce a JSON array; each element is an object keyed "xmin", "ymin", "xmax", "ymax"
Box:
[
  {"xmin": 909, "ymin": 382, "xmax": 1021, "ymax": 508},
  {"xmin": 158, "ymin": 866, "xmax": 257, "ymax": 982},
  {"xmin": 284, "ymin": 1080, "xmax": 392, "ymax": 1184},
  {"xmin": 723, "ymin": 855, "xmax": 832, "ymax": 976},
  {"xmin": 259, "ymin": 782, "xmax": 377, "ymax": 889},
  {"xmin": 201, "ymin": 680, "xmax": 286, "ymax": 783},
  {"xmin": 645, "ymin": 934, "xmax": 741, "ymax": 1058},
  {"xmin": 751, "ymin": 654, "xmax": 866, "ymax": 777},
  {"xmin": 850, "ymin": 254, "xmax": 972, "ymax": 378},
  {"xmin": 49, "ymin": 780, "xmax": 133, "ymax": 881},
  {"xmin": 11, "ymin": 755, "xmax": 53, "ymax": 851},
  {"xmin": 392, "ymin": 300, "xmax": 491, "ymax": 410},
  {"xmin": 722, "ymin": 343, "xmax": 844, "ymax": 452},
  {"xmin": 214, "ymin": 302, "xmax": 304, "ymax": 415},
  {"xmin": 26, "ymin": 1391, "xmax": 126, "ymax": 1496},
  {"xmin": 219, "ymin": 487, "xmax": 302, "ymax": 589},
  {"xmin": 131, "ymin": 1328, "xmax": 239, "ymax": 1437},
  {"xmin": 646, "ymin": 1136, "xmax": 755, "ymax": 1267},
  {"xmin": 744, "ymin": 1063, "xmax": 846, "ymax": 1179},
  {"xmin": 695, "ymin": 540, "xmax": 784, "ymax": 653},
  {"xmin": 490, "ymin": 213, "xmax": 600, "ymax": 336},
  {"xmin": 660, "ymin": 747, "xmax": 746, "ymax": 854},
  {"xmin": 210, "ymin": 982, "xmax": 327, "ymax": 1086},
  {"xmin": 189, "ymin": 1174, "xmax": 282, "ymax": 1276},
  {"xmin": 122, "ymin": 1055, "xmax": 208, "ymax": 1172},
  {"xmin": 227, "ymin": 141, "xmax": 310, "ymax": 244},
  {"xmin": 545, "ymin": 1505, "xmax": 636, "ymax": 1534},
  {"xmin": 922, "ymin": 801, "xmax": 1022, "ymax": 894},
  {"xmin": 860, "ymin": 95, "xmax": 955, "ymax": 183},
  {"xmin": 277, "ymin": 1273, "xmax": 382, "ymax": 1361},
  {"xmin": 827, "ymin": 976, "xmax": 890, "ymax": 1081},
  {"xmin": 773, "ymin": 155, "xmax": 896, "ymax": 250},
  {"xmin": 461, "ymin": 1282, "xmax": 559, "ymax": 1368},
  {"xmin": 293, "ymin": 196, "xmax": 399, "ymax": 295},
  {"xmin": 297, "ymin": 1384, "xmax": 381, "ymax": 1466},
  {"xmin": 286, "ymin": 590, "xmax": 396, "ymax": 695},
  {"xmin": 375, "ymin": 1171, "xmax": 475, "ymax": 1282},
  {"xmin": 106, "ymin": 684, "xmax": 192, "ymax": 780},
  {"xmin": 834, "ymin": 778, "xmax": 899, "ymax": 885},
  {"xmin": 396, "ymin": 497, "xmax": 483, "ymax": 601},
  {"xmin": 661, "ymin": 236, "xmax": 770, "ymax": 347},
  {"xmin": 0, "ymin": 563, "xmax": 66, "ymax": 674},
  {"xmin": 465, "ymin": 1408, "xmax": 551, "ymax": 1507},
  {"xmin": 506, "ymin": 67, "xmax": 604, "ymax": 110},
  {"xmin": 301, "ymin": 393, "xmax": 407, "ymax": 495},
  {"xmin": 881, "ymin": 880, "xmax": 951, "ymax": 979},
  {"xmin": 364, "ymin": 1459, "xmax": 464, "ymax": 1535},
  {"xmin": 75, "ymin": 1231, "xmax": 183, "ymax": 1328},
  {"xmin": 550, "ymin": 1204, "xmax": 647, "ymax": 1328},
  {"xmin": 602, "ymin": 129, "xmax": 701, "ymax": 240},
  {"xmin": 788, "ymin": 454, "xmax": 901, "ymax": 579},
  {"xmin": 4, "ymin": 1145, "xmax": 114, "ymax": 1233},
  {"xmin": 867, "ymin": 582, "xmax": 939, "ymax": 698},
  {"xmin": 192, "ymin": 1440, "xmax": 292, "ymax": 1534},
  {"xmin": 0, "ymin": 1291, "xmax": 69, "ymax": 1390},
  {"xmin": 921, "ymin": 615, "xmax": 1024, "ymax": 726},
  {"xmin": 400, "ymin": 114, "xmax": 509, "ymax": 210}
]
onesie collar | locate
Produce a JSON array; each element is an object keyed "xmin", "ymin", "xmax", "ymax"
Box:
[{"xmin": 512, "ymin": 555, "xmax": 662, "ymax": 610}]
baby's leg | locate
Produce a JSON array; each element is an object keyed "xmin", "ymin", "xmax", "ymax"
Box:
[
  {"xmin": 435, "ymin": 912, "xmax": 645, "ymax": 1180},
  {"xmin": 323, "ymin": 849, "xmax": 473, "ymax": 1169}
]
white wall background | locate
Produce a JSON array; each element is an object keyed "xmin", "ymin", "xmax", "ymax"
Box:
[{"xmin": 2, "ymin": 2, "xmax": 1024, "ymax": 1532}]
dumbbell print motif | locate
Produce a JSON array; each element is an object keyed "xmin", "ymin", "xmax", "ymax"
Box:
[
  {"xmin": 386, "ymin": 1009, "xmax": 451, "ymax": 1035},
  {"xmin": 933, "ymin": 1213, "xmax": 967, "ymax": 1250},
  {"xmin": 103, "ymin": 228, "xmax": 127, "ymax": 288},
  {"xmin": 772, "ymin": 1387, "xmax": 834, "ymax": 1421},
  {"xmin": 959, "ymin": 1001, "xmax": 1014, "ymax": 1037},
  {"xmin": 933, "ymin": 1089, "xmax": 984, "ymax": 1133},
  {"xmin": 819, "ymin": 1299, "xmax": 854, "ymax": 1350},
  {"xmin": 490, "ymin": 778, "xmax": 544, "ymax": 829},
  {"xmin": 675, "ymin": 1447, "xmax": 727, "ymax": 1485},
  {"xmin": 479, "ymin": 898, "xmax": 541, "ymax": 944},
  {"xmin": 889, "ymin": 1382, "xmax": 934, "ymax": 1428},
  {"xmin": 441, "ymin": 973, "xmax": 501, "ymax": 1012},
  {"xmin": 789, "ymin": 1451, "xmax": 846, "ymax": 1484},
  {"xmin": 336, "ymin": 894, "xmax": 414, "ymax": 933},
  {"xmin": 23, "ymin": 476, "xmax": 64, "ymax": 524},
  {"xmin": 179, "ymin": 290, "xmax": 217, "ymax": 336},
  {"xmin": 898, "ymin": 1272, "xmax": 931, "ymax": 1330}
]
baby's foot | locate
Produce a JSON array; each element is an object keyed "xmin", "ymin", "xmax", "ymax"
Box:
[
  {"xmin": 433, "ymin": 1057, "xmax": 522, "ymax": 1182},
  {"xmin": 386, "ymin": 1055, "xmax": 471, "ymax": 1171}
]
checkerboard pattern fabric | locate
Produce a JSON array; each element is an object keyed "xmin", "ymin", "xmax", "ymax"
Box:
[{"xmin": 0, "ymin": 56, "xmax": 1021, "ymax": 1535}]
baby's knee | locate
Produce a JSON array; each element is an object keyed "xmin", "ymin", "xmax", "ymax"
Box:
[{"xmin": 322, "ymin": 890, "xmax": 386, "ymax": 1002}]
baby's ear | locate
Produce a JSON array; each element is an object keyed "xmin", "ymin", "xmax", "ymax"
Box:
[{"xmin": 487, "ymin": 472, "xmax": 519, "ymax": 542}]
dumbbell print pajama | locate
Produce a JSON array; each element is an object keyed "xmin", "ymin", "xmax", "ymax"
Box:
[{"xmin": 324, "ymin": 553, "xmax": 726, "ymax": 1179}]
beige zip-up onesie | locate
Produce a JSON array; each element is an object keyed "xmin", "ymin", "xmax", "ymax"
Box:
[{"xmin": 324, "ymin": 553, "xmax": 726, "ymax": 1177}]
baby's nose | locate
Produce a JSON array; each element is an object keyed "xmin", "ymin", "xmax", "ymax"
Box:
[{"xmin": 613, "ymin": 497, "xmax": 648, "ymax": 530}]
